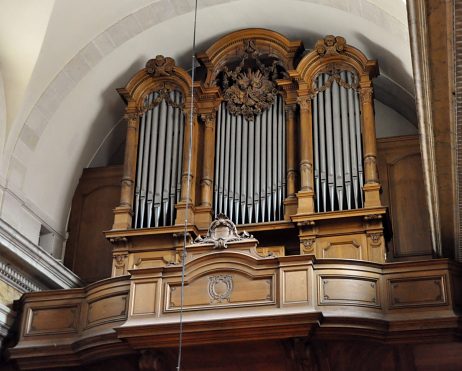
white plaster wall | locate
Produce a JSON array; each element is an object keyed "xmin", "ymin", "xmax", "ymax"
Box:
[{"xmin": 375, "ymin": 100, "xmax": 418, "ymax": 138}]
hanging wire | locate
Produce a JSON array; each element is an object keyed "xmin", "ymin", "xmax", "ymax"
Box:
[{"xmin": 177, "ymin": 0, "xmax": 198, "ymax": 370}]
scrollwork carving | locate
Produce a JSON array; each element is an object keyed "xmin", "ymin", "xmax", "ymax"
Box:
[
  {"xmin": 146, "ymin": 55, "xmax": 175, "ymax": 77},
  {"xmin": 194, "ymin": 213, "xmax": 254, "ymax": 249}
]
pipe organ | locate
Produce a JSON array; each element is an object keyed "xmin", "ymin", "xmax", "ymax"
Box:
[
  {"xmin": 110, "ymin": 29, "xmax": 386, "ymax": 266},
  {"xmin": 13, "ymin": 29, "xmax": 461, "ymax": 371}
]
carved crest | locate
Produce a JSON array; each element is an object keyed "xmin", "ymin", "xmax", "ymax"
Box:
[
  {"xmin": 220, "ymin": 39, "xmax": 285, "ymax": 121},
  {"xmin": 194, "ymin": 213, "xmax": 253, "ymax": 249},
  {"xmin": 146, "ymin": 55, "xmax": 175, "ymax": 77},
  {"xmin": 315, "ymin": 35, "xmax": 346, "ymax": 56}
]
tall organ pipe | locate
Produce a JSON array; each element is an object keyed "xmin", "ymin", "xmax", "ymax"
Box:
[
  {"xmin": 313, "ymin": 71, "xmax": 364, "ymax": 212},
  {"xmin": 133, "ymin": 90, "xmax": 184, "ymax": 228},
  {"xmin": 213, "ymin": 96, "xmax": 285, "ymax": 224}
]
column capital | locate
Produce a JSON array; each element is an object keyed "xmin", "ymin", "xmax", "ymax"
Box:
[
  {"xmin": 297, "ymin": 96, "xmax": 312, "ymax": 112},
  {"xmin": 359, "ymin": 87, "xmax": 374, "ymax": 104}
]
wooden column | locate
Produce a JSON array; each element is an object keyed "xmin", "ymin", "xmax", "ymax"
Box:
[
  {"xmin": 296, "ymin": 95, "xmax": 315, "ymax": 214},
  {"xmin": 112, "ymin": 109, "xmax": 140, "ymax": 230},
  {"xmin": 196, "ymin": 111, "xmax": 217, "ymax": 228},
  {"xmin": 175, "ymin": 109, "xmax": 199, "ymax": 225},
  {"xmin": 284, "ymin": 104, "xmax": 298, "ymax": 218},
  {"xmin": 359, "ymin": 85, "xmax": 381, "ymax": 208}
]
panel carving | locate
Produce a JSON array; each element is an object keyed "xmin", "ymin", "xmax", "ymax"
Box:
[
  {"xmin": 87, "ymin": 294, "xmax": 128, "ymax": 327},
  {"xmin": 26, "ymin": 305, "xmax": 79, "ymax": 335},
  {"xmin": 388, "ymin": 276, "xmax": 447, "ymax": 308},
  {"xmin": 132, "ymin": 282, "xmax": 157, "ymax": 315},
  {"xmin": 166, "ymin": 272, "xmax": 273, "ymax": 311},
  {"xmin": 318, "ymin": 276, "xmax": 380, "ymax": 307},
  {"xmin": 283, "ymin": 270, "xmax": 309, "ymax": 304}
]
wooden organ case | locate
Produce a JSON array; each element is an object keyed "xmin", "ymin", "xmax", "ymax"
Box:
[{"xmin": 9, "ymin": 30, "xmax": 462, "ymax": 371}]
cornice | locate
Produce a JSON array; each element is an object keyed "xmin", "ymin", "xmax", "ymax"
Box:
[{"xmin": 0, "ymin": 218, "xmax": 82, "ymax": 290}]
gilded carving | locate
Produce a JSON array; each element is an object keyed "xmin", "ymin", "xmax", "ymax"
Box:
[
  {"xmin": 220, "ymin": 39, "xmax": 286, "ymax": 121},
  {"xmin": 208, "ymin": 275, "xmax": 233, "ymax": 303},
  {"xmin": 315, "ymin": 35, "xmax": 346, "ymax": 56},
  {"xmin": 194, "ymin": 213, "xmax": 254, "ymax": 249},
  {"xmin": 145, "ymin": 55, "xmax": 175, "ymax": 77}
]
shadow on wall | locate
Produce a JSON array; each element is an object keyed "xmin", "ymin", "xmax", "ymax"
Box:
[
  {"xmin": 82, "ymin": 57, "xmax": 148, "ymax": 169},
  {"xmin": 354, "ymin": 32, "xmax": 417, "ymax": 126}
]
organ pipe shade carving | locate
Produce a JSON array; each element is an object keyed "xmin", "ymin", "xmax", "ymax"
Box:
[
  {"xmin": 133, "ymin": 90, "xmax": 184, "ymax": 228},
  {"xmin": 213, "ymin": 96, "xmax": 286, "ymax": 224},
  {"xmin": 312, "ymin": 71, "xmax": 364, "ymax": 212}
]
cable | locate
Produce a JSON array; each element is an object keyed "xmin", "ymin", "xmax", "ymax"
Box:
[{"xmin": 177, "ymin": 0, "xmax": 198, "ymax": 370}]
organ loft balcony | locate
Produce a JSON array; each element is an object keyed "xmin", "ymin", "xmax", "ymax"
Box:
[{"xmin": 9, "ymin": 29, "xmax": 462, "ymax": 370}]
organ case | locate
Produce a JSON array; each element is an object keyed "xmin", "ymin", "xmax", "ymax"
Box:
[{"xmin": 107, "ymin": 29, "xmax": 387, "ymax": 271}]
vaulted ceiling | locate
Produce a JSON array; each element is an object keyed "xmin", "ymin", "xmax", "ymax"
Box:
[{"xmin": 0, "ymin": 0, "xmax": 413, "ymax": 237}]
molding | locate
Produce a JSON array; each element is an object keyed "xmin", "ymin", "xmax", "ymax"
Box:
[
  {"xmin": 0, "ymin": 218, "xmax": 82, "ymax": 290},
  {"xmin": 454, "ymin": 1, "xmax": 462, "ymax": 262},
  {"xmin": 407, "ymin": 0, "xmax": 442, "ymax": 256},
  {"xmin": 0, "ymin": 259, "xmax": 42, "ymax": 292}
]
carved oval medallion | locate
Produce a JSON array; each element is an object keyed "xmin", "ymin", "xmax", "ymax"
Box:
[{"xmin": 208, "ymin": 275, "xmax": 233, "ymax": 304}]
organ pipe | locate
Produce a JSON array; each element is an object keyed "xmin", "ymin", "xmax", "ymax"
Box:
[
  {"xmin": 214, "ymin": 96, "xmax": 286, "ymax": 224},
  {"xmin": 313, "ymin": 71, "xmax": 364, "ymax": 212},
  {"xmin": 133, "ymin": 90, "xmax": 184, "ymax": 228}
]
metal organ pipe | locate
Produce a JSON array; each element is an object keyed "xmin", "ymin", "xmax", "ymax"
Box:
[
  {"xmin": 312, "ymin": 71, "xmax": 364, "ymax": 212},
  {"xmin": 213, "ymin": 96, "xmax": 286, "ymax": 225},
  {"xmin": 133, "ymin": 90, "xmax": 185, "ymax": 228}
]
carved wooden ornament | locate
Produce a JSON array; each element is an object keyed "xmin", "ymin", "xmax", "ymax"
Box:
[
  {"xmin": 221, "ymin": 40, "xmax": 282, "ymax": 121},
  {"xmin": 146, "ymin": 55, "xmax": 175, "ymax": 77},
  {"xmin": 194, "ymin": 213, "xmax": 253, "ymax": 249}
]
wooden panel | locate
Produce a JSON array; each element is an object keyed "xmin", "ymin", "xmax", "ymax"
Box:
[
  {"xmin": 166, "ymin": 272, "xmax": 273, "ymax": 311},
  {"xmin": 318, "ymin": 275, "xmax": 380, "ymax": 307},
  {"xmin": 388, "ymin": 276, "xmax": 447, "ymax": 308},
  {"xmin": 132, "ymin": 282, "xmax": 157, "ymax": 315},
  {"xmin": 65, "ymin": 166, "xmax": 123, "ymax": 283},
  {"xmin": 317, "ymin": 235, "xmax": 363, "ymax": 260},
  {"xmin": 87, "ymin": 294, "xmax": 127, "ymax": 327},
  {"xmin": 283, "ymin": 270, "xmax": 309, "ymax": 303},
  {"xmin": 26, "ymin": 305, "xmax": 79, "ymax": 335},
  {"xmin": 377, "ymin": 137, "xmax": 432, "ymax": 259}
]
